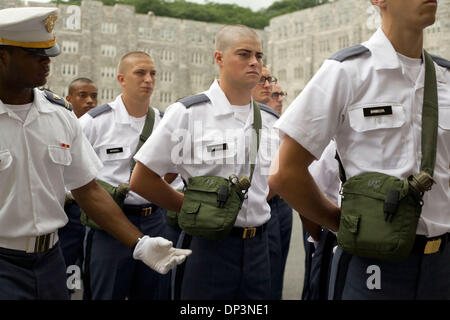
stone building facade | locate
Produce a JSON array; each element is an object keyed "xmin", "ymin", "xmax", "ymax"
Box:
[
  {"xmin": 2, "ymin": 0, "xmax": 449, "ymax": 109},
  {"xmin": 268, "ymin": 0, "xmax": 450, "ymax": 106},
  {"xmin": 1, "ymin": 0, "xmax": 267, "ymax": 108}
]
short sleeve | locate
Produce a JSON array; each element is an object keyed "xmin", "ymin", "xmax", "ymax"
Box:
[
  {"xmin": 64, "ymin": 116, "xmax": 103, "ymax": 190},
  {"xmin": 134, "ymin": 103, "xmax": 188, "ymax": 176},
  {"xmin": 274, "ymin": 59, "xmax": 351, "ymax": 159}
]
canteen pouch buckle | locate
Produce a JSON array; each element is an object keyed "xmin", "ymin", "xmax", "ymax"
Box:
[
  {"xmin": 80, "ymin": 180, "xmax": 130, "ymax": 230},
  {"xmin": 178, "ymin": 176, "xmax": 246, "ymax": 240},
  {"xmin": 337, "ymin": 172, "xmax": 422, "ymax": 262}
]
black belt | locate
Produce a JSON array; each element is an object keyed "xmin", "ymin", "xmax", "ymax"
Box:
[
  {"xmin": 229, "ymin": 223, "xmax": 267, "ymax": 239},
  {"xmin": 412, "ymin": 233, "xmax": 450, "ymax": 255},
  {"xmin": 123, "ymin": 204, "xmax": 159, "ymax": 217}
]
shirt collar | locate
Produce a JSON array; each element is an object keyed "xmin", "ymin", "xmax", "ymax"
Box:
[
  {"xmin": 364, "ymin": 28, "xmax": 446, "ymax": 85},
  {"xmin": 206, "ymin": 80, "xmax": 256, "ymax": 126},
  {"xmin": 0, "ymin": 88, "xmax": 57, "ymax": 115},
  {"xmin": 110, "ymin": 94, "xmax": 133, "ymax": 124},
  {"xmin": 363, "ymin": 28, "xmax": 402, "ymax": 71}
]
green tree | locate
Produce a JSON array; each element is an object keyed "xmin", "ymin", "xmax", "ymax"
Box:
[{"xmin": 51, "ymin": 0, "xmax": 330, "ymax": 29}]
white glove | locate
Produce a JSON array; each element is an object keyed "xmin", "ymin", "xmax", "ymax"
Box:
[{"xmin": 132, "ymin": 235, "xmax": 192, "ymax": 275}]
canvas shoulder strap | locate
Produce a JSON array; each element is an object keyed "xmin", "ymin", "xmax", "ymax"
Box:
[
  {"xmin": 421, "ymin": 51, "xmax": 438, "ymax": 176},
  {"xmin": 249, "ymin": 101, "xmax": 262, "ymax": 182},
  {"xmin": 130, "ymin": 106, "xmax": 156, "ymax": 171}
]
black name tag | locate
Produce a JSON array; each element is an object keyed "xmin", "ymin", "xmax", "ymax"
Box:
[
  {"xmin": 106, "ymin": 147, "xmax": 124, "ymax": 154},
  {"xmin": 363, "ymin": 106, "xmax": 393, "ymax": 117},
  {"xmin": 206, "ymin": 143, "xmax": 228, "ymax": 153}
]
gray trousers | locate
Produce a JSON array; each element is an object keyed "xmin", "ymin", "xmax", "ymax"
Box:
[{"xmin": 0, "ymin": 243, "xmax": 69, "ymax": 300}]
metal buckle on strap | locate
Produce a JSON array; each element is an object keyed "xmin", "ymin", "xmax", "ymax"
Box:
[
  {"xmin": 141, "ymin": 207, "xmax": 152, "ymax": 217},
  {"xmin": 242, "ymin": 227, "xmax": 257, "ymax": 239},
  {"xmin": 424, "ymin": 238, "xmax": 442, "ymax": 254},
  {"xmin": 26, "ymin": 233, "xmax": 53, "ymax": 253}
]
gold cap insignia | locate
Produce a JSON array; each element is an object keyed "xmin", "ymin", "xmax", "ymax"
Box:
[{"xmin": 44, "ymin": 13, "xmax": 58, "ymax": 33}]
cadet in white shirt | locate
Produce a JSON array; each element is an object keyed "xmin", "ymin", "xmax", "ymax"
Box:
[
  {"xmin": 0, "ymin": 8, "xmax": 190, "ymax": 300},
  {"xmin": 269, "ymin": 0, "xmax": 450, "ymax": 299},
  {"xmin": 130, "ymin": 25, "xmax": 276, "ymax": 300},
  {"xmin": 79, "ymin": 51, "xmax": 172, "ymax": 300}
]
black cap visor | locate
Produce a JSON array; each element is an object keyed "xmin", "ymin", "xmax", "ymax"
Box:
[{"xmin": 21, "ymin": 43, "xmax": 61, "ymax": 57}]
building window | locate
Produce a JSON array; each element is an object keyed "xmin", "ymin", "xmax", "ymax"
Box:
[
  {"xmin": 319, "ymin": 40, "xmax": 331, "ymax": 53},
  {"xmin": 101, "ymin": 45, "xmax": 116, "ymax": 57},
  {"xmin": 161, "ymin": 71, "xmax": 173, "ymax": 82},
  {"xmin": 101, "ymin": 23, "xmax": 117, "ymax": 34},
  {"xmin": 278, "ymin": 48, "xmax": 287, "ymax": 59},
  {"xmin": 339, "ymin": 12, "xmax": 350, "ymax": 25},
  {"xmin": 192, "ymin": 73, "xmax": 203, "ymax": 87},
  {"xmin": 338, "ymin": 35, "xmax": 349, "ymax": 49},
  {"xmin": 161, "ymin": 50, "xmax": 174, "ymax": 62},
  {"xmin": 138, "ymin": 27, "xmax": 152, "ymax": 38},
  {"xmin": 294, "ymin": 22, "xmax": 304, "ymax": 34},
  {"xmin": 61, "ymin": 64, "xmax": 78, "ymax": 76},
  {"xmin": 159, "ymin": 92, "xmax": 172, "ymax": 104},
  {"xmin": 191, "ymin": 52, "xmax": 203, "ymax": 64},
  {"xmin": 160, "ymin": 29, "xmax": 174, "ymax": 41},
  {"xmin": 294, "ymin": 44, "xmax": 303, "ymax": 57},
  {"xmin": 319, "ymin": 16, "xmax": 330, "ymax": 30},
  {"xmin": 101, "ymin": 67, "xmax": 116, "ymax": 79},
  {"xmin": 101, "ymin": 88, "xmax": 115, "ymax": 101},
  {"xmin": 62, "ymin": 41, "xmax": 78, "ymax": 54}
]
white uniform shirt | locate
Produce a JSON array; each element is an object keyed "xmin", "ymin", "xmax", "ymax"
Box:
[
  {"xmin": 134, "ymin": 80, "xmax": 275, "ymax": 227},
  {"xmin": 0, "ymin": 89, "xmax": 102, "ymax": 238},
  {"xmin": 275, "ymin": 28, "xmax": 450, "ymax": 237},
  {"xmin": 308, "ymin": 140, "xmax": 341, "ymax": 206},
  {"xmin": 79, "ymin": 95, "xmax": 162, "ymax": 205}
]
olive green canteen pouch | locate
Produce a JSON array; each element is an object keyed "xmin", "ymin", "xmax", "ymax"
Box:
[
  {"xmin": 177, "ymin": 101, "xmax": 262, "ymax": 240},
  {"xmin": 337, "ymin": 51, "xmax": 438, "ymax": 262},
  {"xmin": 338, "ymin": 173, "xmax": 423, "ymax": 261},
  {"xmin": 178, "ymin": 176, "xmax": 247, "ymax": 240}
]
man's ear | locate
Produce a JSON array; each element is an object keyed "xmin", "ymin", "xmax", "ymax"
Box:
[
  {"xmin": 117, "ymin": 73, "xmax": 125, "ymax": 87},
  {"xmin": 371, "ymin": 0, "xmax": 386, "ymax": 9},
  {"xmin": 214, "ymin": 51, "xmax": 223, "ymax": 67}
]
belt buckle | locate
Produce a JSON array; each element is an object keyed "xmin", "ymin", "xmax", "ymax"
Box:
[
  {"xmin": 142, "ymin": 207, "xmax": 152, "ymax": 217},
  {"xmin": 28, "ymin": 234, "xmax": 51, "ymax": 253},
  {"xmin": 424, "ymin": 238, "xmax": 441, "ymax": 254},
  {"xmin": 242, "ymin": 227, "xmax": 257, "ymax": 239}
]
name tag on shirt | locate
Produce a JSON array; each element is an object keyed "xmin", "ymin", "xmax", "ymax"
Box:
[
  {"xmin": 106, "ymin": 147, "xmax": 124, "ymax": 154},
  {"xmin": 206, "ymin": 143, "xmax": 228, "ymax": 153},
  {"xmin": 363, "ymin": 106, "xmax": 393, "ymax": 117}
]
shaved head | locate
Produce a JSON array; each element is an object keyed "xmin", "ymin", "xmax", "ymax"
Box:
[
  {"xmin": 215, "ymin": 25, "xmax": 260, "ymax": 53},
  {"xmin": 117, "ymin": 51, "xmax": 153, "ymax": 75}
]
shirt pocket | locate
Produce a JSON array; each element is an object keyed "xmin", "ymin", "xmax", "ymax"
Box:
[
  {"xmin": 438, "ymin": 106, "xmax": 450, "ymax": 131},
  {"xmin": 98, "ymin": 145, "xmax": 132, "ymax": 162},
  {"xmin": 0, "ymin": 150, "xmax": 13, "ymax": 171},
  {"xmin": 48, "ymin": 145, "xmax": 72, "ymax": 166},
  {"xmin": 346, "ymin": 103, "xmax": 407, "ymax": 169}
]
